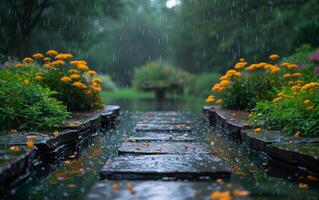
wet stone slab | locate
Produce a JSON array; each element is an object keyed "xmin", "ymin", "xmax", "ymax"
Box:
[
  {"xmin": 100, "ymin": 154, "xmax": 230, "ymax": 180},
  {"xmin": 87, "ymin": 181, "xmax": 250, "ymax": 200},
  {"xmin": 135, "ymin": 124, "xmax": 191, "ymax": 132},
  {"xmin": 0, "ymin": 146, "xmax": 36, "ymax": 187},
  {"xmin": 137, "ymin": 119, "xmax": 191, "ymax": 124},
  {"xmin": 0, "ymin": 132, "xmax": 50, "ymax": 147},
  {"xmin": 241, "ymin": 129, "xmax": 293, "ymax": 151},
  {"xmin": 127, "ymin": 132, "xmax": 195, "ymax": 142},
  {"xmin": 266, "ymin": 143, "xmax": 319, "ymax": 173},
  {"xmin": 118, "ymin": 141, "xmax": 212, "ymax": 155}
]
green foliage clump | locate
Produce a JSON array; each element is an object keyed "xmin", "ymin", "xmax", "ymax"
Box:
[
  {"xmin": 99, "ymin": 74, "xmax": 117, "ymax": 91},
  {"xmin": 249, "ymin": 85, "xmax": 319, "ymax": 136},
  {"xmin": 187, "ymin": 73, "xmax": 220, "ymax": 98},
  {"xmin": 0, "ymin": 77, "xmax": 70, "ymax": 131},
  {"xmin": 133, "ymin": 62, "xmax": 191, "ymax": 91},
  {"xmin": 220, "ymin": 73, "xmax": 278, "ymax": 111}
]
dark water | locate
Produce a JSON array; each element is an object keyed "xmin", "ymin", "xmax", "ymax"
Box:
[{"xmin": 13, "ymin": 99, "xmax": 319, "ymax": 199}]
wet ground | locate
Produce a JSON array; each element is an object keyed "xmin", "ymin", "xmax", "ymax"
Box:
[{"xmin": 12, "ymin": 99, "xmax": 319, "ymax": 199}]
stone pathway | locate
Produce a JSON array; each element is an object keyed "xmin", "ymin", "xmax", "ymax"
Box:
[{"xmin": 87, "ymin": 111, "xmax": 246, "ymax": 199}]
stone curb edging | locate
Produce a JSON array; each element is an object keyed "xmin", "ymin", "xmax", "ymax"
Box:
[
  {"xmin": 0, "ymin": 105, "xmax": 120, "ymax": 193},
  {"xmin": 204, "ymin": 106, "xmax": 319, "ymax": 174}
]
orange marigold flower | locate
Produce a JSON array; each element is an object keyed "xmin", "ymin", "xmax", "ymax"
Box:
[
  {"xmin": 72, "ymin": 81, "xmax": 87, "ymax": 89},
  {"xmin": 233, "ymin": 189, "xmax": 250, "ymax": 197},
  {"xmin": 26, "ymin": 140, "xmax": 34, "ymax": 148},
  {"xmin": 210, "ymin": 191, "xmax": 231, "ymax": 200},
  {"xmin": 205, "ymin": 95, "xmax": 215, "ymax": 103},
  {"xmin": 68, "ymin": 69, "xmax": 78, "ymax": 74},
  {"xmin": 35, "ymin": 75, "xmax": 43, "ymax": 81},
  {"xmin": 254, "ymin": 128, "xmax": 262, "ymax": 133},
  {"xmin": 32, "ymin": 53, "xmax": 44, "ymax": 59},
  {"xmin": 303, "ymin": 100, "xmax": 311, "ymax": 105},
  {"xmin": 91, "ymin": 86, "xmax": 102, "ymax": 92},
  {"xmin": 306, "ymin": 106, "xmax": 314, "ymax": 111},
  {"xmin": 126, "ymin": 183, "xmax": 133, "ymax": 190},
  {"xmin": 23, "ymin": 80, "xmax": 30, "ymax": 85},
  {"xmin": 16, "ymin": 63, "xmax": 23, "ymax": 68},
  {"xmin": 220, "ymin": 80, "xmax": 230, "ymax": 87},
  {"xmin": 88, "ymin": 70, "xmax": 97, "ymax": 76},
  {"xmin": 70, "ymin": 74, "xmax": 80, "ymax": 79},
  {"xmin": 77, "ymin": 64, "xmax": 89, "ymax": 71},
  {"xmin": 219, "ymin": 75, "xmax": 230, "ymax": 81},
  {"xmin": 234, "ymin": 62, "xmax": 247, "ymax": 70},
  {"xmin": 282, "ymin": 73, "xmax": 291, "ymax": 78},
  {"xmin": 10, "ymin": 146, "xmax": 21, "ymax": 151},
  {"xmin": 272, "ymin": 97, "xmax": 282, "ymax": 103},
  {"xmin": 93, "ymin": 78, "xmax": 102, "ymax": 84},
  {"xmin": 23, "ymin": 57, "xmax": 33, "ymax": 63},
  {"xmin": 301, "ymin": 82, "xmax": 319, "ymax": 91},
  {"xmin": 46, "ymin": 50, "xmax": 58, "ymax": 56},
  {"xmin": 292, "ymin": 72, "xmax": 302, "ymax": 77},
  {"xmin": 60, "ymin": 77, "xmax": 72, "ymax": 83},
  {"xmin": 216, "ymin": 99, "xmax": 223, "ymax": 104},
  {"xmin": 43, "ymin": 57, "xmax": 51, "ymax": 62},
  {"xmin": 269, "ymin": 54, "xmax": 280, "ymax": 61},
  {"xmin": 43, "ymin": 63, "xmax": 52, "ymax": 69},
  {"xmin": 239, "ymin": 58, "xmax": 245, "ymax": 62},
  {"xmin": 298, "ymin": 183, "xmax": 309, "ymax": 189}
]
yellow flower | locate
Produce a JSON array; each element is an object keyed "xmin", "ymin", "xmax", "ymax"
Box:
[
  {"xmin": 211, "ymin": 83, "xmax": 224, "ymax": 92},
  {"xmin": 46, "ymin": 50, "xmax": 58, "ymax": 56},
  {"xmin": 43, "ymin": 63, "xmax": 52, "ymax": 69},
  {"xmin": 55, "ymin": 53, "xmax": 72, "ymax": 60},
  {"xmin": 35, "ymin": 75, "xmax": 43, "ymax": 81},
  {"xmin": 272, "ymin": 97, "xmax": 282, "ymax": 103},
  {"xmin": 205, "ymin": 95, "xmax": 215, "ymax": 103},
  {"xmin": 43, "ymin": 57, "xmax": 51, "ymax": 62},
  {"xmin": 254, "ymin": 128, "xmax": 262, "ymax": 133},
  {"xmin": 282, "ymin": 73, "xmax": 291, "ymax": 78},
  {"xmin": 70, "ymin": 74, "xmax": 80, "ymax": 79},
  {"xmin": 219, "ymin": 80, "xmax": 230, "ymax": 87},
  {"xmin": 77, "ymin": 64, "xmax": 89, "ymax": 71},
  {"xmin": 270, "ymin": 66, "xmax": 280, "ymax": 73},
  {"xmin": 32, "ymin": 53, "xmax": 44, "ymax": 59},
  {"xmin": 269, "ymin": 54, "xmax": 280, "ymax": 61},
  {"xmin": 292, "ymin": 72, "xmax": 302, "ymax": 77},
  {"xmin": 303, "ymin": 100, "xmax": 311, "ymax": 105},
  {"xmin": 90, "ymin": 86, "xmax": 102, "ymax": 92},
  {"xmin": 23, "ymin": 80, "xmax": 30, "ymax": 85},
  {"xmin": 216, "ymin": 99, "xmax": 223, "ymax": 104},
  {"xmin": 15, "ymin": 63, "xmax": 23, "ymax": 68},
  {"xmin": 219, "ymin": 75, "xmax": 230, "ymax": 81},
  {"xmin": 85, "ymin": 90, "xmax": 93, "ymax": 95},
  {"xmin": 23, "ymin": 57, "xmax": 33, "ymax": 63},
  {"xmin": 210, "ymin": 191, "xmax": 231, "ymax": 200},
  {"xmin": 26, "ymin": 140, "xmax": 34, "ymax": 148},
  {"xmin": 239, "ymin": 58, "xmax": 245, "ymax": 62},
  {"xmin": 72, "ymin": 81, "xmax": 87, "ymax": 89},
  {"xmin": 68, "ymin": 69, "xmax": 78, "ymax": 74},
  {"xmin": 93, "ymin": 78, "xmax": 103, "ymax": 84},
  {"xmin": 290, "ymin": 85, "xmax": 300, "ymax": 91},
  {"xmin": 60, "ymin": 77, "xmax": 72, "ymax": 83},
  {"xmin": 301, "ymin": 82, "xmax": 319, "ymax": 91},
  {"xmin": 234, "ymin": 62, "xmax": 247, "ymax": 70},
  {"xmin": 10, "ymin": 146, "xmax": 21, "ymax": 151},
  {"xmin": 88, "ymin": 70, "xmax": 97, "ymax": 76},
  {"xmin": 306, "ymin": 106, "xmax": 314, "ymax": 111}
]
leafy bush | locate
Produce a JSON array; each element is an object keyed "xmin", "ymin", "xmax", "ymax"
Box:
[
  {"xmin": 99, "ymin": 74, "xmax": 117, "ymax": 91},
  {"xmin": 187, "ymin": 73, "xmax": 220, "ymax": 98},
  {"xmin": 205, "ymin": 54, "xmax": 304, "ymax": 111},
  {"xmin": 0, "ymin": 77, "xmax": 69, "ymax": 131},
  {"xmin": 15, "ymin": 50, "xmax": 104, "ymax": 111},
  {"xmin": 133, "ymin": 62, "xmax": 191, "ymax": 92},
  {"xmin": 249, "ymin": 82, "xmax": 319, "ymax": 136}
]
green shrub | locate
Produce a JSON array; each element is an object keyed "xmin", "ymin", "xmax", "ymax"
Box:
[
  {"xmin": 0, "ymin": 78, "xmax": 70, "ymax": 131},
  {"xmin": 249, "ymin": 83, "xmax": 319, "ymax": 136},
  {"xmin": 187, "ymin": 73, "xmax": 220, "ymax": 98},
  {"xmin": 220, "ymin": 73, "xmax": 279, "ymax": 110},
  {"xmin": 14, "ymin": 50, "xmax": 104, "ymax": 111},
  {"xmin": 99, "ymin": 74, "xmax": 117, "ymax": 91},
  {"xmin": 133, "ymin": 62, "xmax": 191, "ymax": 93}
]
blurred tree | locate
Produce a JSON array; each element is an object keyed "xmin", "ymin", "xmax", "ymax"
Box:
[
  {"xmin": 0, "ymin": 0, "xmax": 122, "ymax": 56},
  {"xmin": 171, "ymin": 0, "xmax": 319, "ymax": 73}
]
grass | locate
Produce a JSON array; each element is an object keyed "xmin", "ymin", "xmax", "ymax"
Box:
[{"xmin": 101, "ymin": 87, "xmax": 154, "ymax": 100}]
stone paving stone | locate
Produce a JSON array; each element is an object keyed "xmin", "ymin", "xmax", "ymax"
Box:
[
  {"xmin": 0, "ymin": 146, "xmax": 36, "ymax": 188},
  {"xmin": 241, "ymin": 129, "xmax": 293, "ymax": 151},
  {"xmin": 137, "ymin": 119, "xmax": 191, "ymax": 124},
  {"xmin": 0, "ymin": 132, "xmax": 50, "ymax": 147},
  {"xmin": 118, "ymin": 141, "xmax": 212, "ymax": 155},
  {"xmin": 100, "ymin": 154, "xmax": 230, "ymax": 180},
  {"xmin": 127, "ymin": 132, "xmax": 195, "ymax": 142},
  {"xmin": 266, "ymin": 143, "xmax": 319, "ymax": 173},
  {"xmin": 87, "ymin": 181, "xmax": 250, "ymax": 200},
  {"xmin": 135, "ymin": 124, "xmax": 192, "ymax": 132}
]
